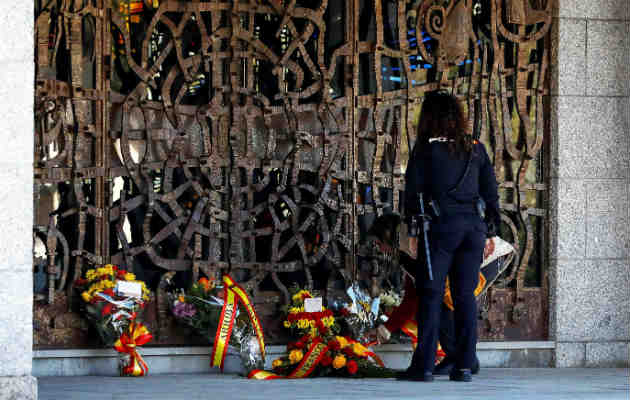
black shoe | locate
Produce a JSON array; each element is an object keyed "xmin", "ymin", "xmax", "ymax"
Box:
[
  {"xmin": 471, "ymin": 356, "xmax": 480, "ymax": 375},
  {"xmin": 449, "ymin": 369, "xmax": 472, "ymax": 382},
  {"xmin": 433, "ymin": 357, "xmax": 455, "ymax": 376},
  {"xmin": 396, "ymin": 369, "xmax": 434, "ymax": 382}
]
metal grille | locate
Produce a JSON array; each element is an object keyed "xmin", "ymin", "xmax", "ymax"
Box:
[{"xmin": 34, "ymin": 0, "xmax": 553, "ymax": 347}]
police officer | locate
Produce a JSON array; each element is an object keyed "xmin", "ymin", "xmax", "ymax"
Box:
[
  {"xmin": 364, "ymin": 213, "xmax": 484, "ymax": 377},
  {"xmin": 400, "ymin": 91, "xmax": 500, "ymax": 382}
]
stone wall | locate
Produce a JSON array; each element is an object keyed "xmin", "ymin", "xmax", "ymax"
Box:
[
  {"xmin": 551, "ymin": 0, "xmax": 630, "ymax": 367},
  {"xmin": 0, "ymin": 1, "xmax": 37, "ymax": 398}
]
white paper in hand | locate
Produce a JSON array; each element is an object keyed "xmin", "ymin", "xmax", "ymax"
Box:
[
  {"xmin": 115, "ymin": 280, "xmax": 142, "ymax": 298},
  {"xmin": 304, "ymin": 297, "xmax": 323, "ymax": 313}
]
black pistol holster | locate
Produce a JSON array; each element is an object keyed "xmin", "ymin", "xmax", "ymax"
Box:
[{"xmin": 418, "ymin": 193, "xmax": 433, "ymax": 281}]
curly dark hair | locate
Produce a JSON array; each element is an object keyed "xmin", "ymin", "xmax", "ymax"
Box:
[{"xmin": 412, "ymin": 91, "xmax": 472, "ymax": 159}]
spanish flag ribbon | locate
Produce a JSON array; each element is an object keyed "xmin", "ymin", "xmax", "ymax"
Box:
[
  {"xmin": 211, "ymin": 274, "xmax": 266, "ymax": 371},
  {"xmin": 400, "ymin": 320, "xmax": 418, "ymax": 349},
  {"xmin": 248, "ymin": 339, "xmax": 329, "ymax": 380},
  {"xmin": 114, "ymin": 322, "xmax": 153, "ymax": 377},
  {"xmin": 287, "ymin": 340, "xmax": 328, "ymax": 378},
  {"xmin": 443, "ymin": 272, "xmax": 486, "ymax": 311},
  {"xmin": 247, "ymin": 369, "xmax": 284, "ymax": 380},
  {"xmin": 399, "ymin": 320, "xmax": 445, "ymax": 358},
  {"xmin": 346, "ymin": 337, "xmax": 385, "ymax": 368}
]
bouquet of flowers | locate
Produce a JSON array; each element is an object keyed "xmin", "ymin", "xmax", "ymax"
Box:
[
  {"xmin": 378, "ymin": 289, "xmax": 402, "ymax": 318},
  {"xmin": 328, "ymin": 283, "xmax": 383, "ymax": 345},
  {"xmin": 169, "ymin": 276, "xmax": 264, "ymax": 373},
  {"xmin": 258, "ymin": 286, "xmax": 394, "ymax": 379},
  {"xmin": 170, "ymin": 277, "xmax": 223, "ymax": 336},
  {"xmin": 74, "ymin": 264, "xmax": 152, "ymax": 376}
]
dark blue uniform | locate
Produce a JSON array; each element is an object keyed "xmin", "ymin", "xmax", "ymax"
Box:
[{"xmin": 405, "ymin": 139, "xmax": 500, "ymax": 373}]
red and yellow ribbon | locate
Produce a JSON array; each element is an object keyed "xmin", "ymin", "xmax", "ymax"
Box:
[
  {"xmin": 401, "ymin": 320, "xmax": 418, "ymax": 350},
  {"xmin": 399, "ymin": 320, "xmax": 445, "ymax": 360},
  {"xmin": 211, "ymin": 274, "xmax": 266, "ymax": 371},
  {"xmin": 346, "ymin": 337, "xmax": 385, "ymax": 368},
  {"xmin": 248, "ymin": 335, "xmax": 388, "ymax": 380},
  {"xmin": 248, "ymin": 339, "xmax": 329, "ymax": 380},
  {"xmin": 287, "ymin": 340, "xmax": 328, "ymax": 378},
  {"xmin": 248, "ymin": 369, "xmax": 284, "ymax": 380},
  {"xmin": 114, "ymin": 322, "xmax": 153, "ymax": 377},
  {"xmin": 443, "ymin": 272, "xmax": 486, "ymax": 311}
]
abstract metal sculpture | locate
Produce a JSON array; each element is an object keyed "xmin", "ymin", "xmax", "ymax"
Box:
[{"xmin": 34, "ymin": 0, "xmax": 552, "ymax": 346}]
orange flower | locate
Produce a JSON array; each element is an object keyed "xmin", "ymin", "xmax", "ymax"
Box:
[
  {"xmin": 332, "ymin": 355, "xmax": 346, "ymax": 369},
  {"xmin": 198, "ymin": 277, "xmax": 213, "ymax": 291},
  {"xmin": 289, "ymin": 349, "xmax": 304, "ymax": 364}
]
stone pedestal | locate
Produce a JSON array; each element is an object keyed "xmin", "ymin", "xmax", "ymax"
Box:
[
  {"xmin": 0, "ymin": 1, "xmax": 37, "ymax": 398},
  {"xmin": 551, "ymin": 0, "xmax": 630, "ymax": 367}
]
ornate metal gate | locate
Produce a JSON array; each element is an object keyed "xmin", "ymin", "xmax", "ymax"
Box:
[{"xmin": 34, "ymin": 0, "xmax": 553, "ymax": 347}]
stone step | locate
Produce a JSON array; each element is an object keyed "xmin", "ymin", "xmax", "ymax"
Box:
[{"xmin": 33, "ymin": 342, "xmax": 555, "ymax": 377}]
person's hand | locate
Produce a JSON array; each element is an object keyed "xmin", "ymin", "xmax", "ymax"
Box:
[
  {"xmin": 409, "ymin": 237, "xmax": 418, "ymax": 259},
  {"xmin": 483, "ymin": 237, "xmax": 495, "ymax": 259}
]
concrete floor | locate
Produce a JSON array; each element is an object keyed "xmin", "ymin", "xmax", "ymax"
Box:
[{"xmin": 37, "ymin": 368, "xmax": 629, "ymax": 400}]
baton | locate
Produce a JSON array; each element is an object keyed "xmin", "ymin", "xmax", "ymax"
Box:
[{"xmin": 418, "ymin": 193, "xmax": 433, "ymax": 281}]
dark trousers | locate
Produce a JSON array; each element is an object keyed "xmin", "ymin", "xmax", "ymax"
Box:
[
  {"xmin": 411, "ymin": 216, "xmax": 485, "ymax": 372},
  {"xmin": 438, "ymin": 304, "xmax": 457, "ymax": 357}
]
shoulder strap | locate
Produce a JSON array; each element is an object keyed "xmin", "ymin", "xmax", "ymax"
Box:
[
  {"xmin": 447, "ymin": 147, "xmax": 473, "ymax": 195},
  {"xmin": 425, "ymin": 141, "xmax": 475, "ymax": 196}
]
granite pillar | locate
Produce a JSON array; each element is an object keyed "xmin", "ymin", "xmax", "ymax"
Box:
[
  {"xmin": 551, "ymin": 0, "xmax": 630, "ymax": 367},
  {"xmin": 0, "ymin": 0, "xmax": 37, "ymax": 398}
]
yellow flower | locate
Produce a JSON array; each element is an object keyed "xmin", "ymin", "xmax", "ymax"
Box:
[
  {"xmin": 291, "ymin": 290, "xmax": 312, "ymax": 303},
  {"xmin": 85, "ymin": 269, "xmax": 97, "ymax": 281},
  {"xmin": 96, "ymin": 265, "xmax": 114, "ymax": 277},
  {"xmin": 124, "ymin": 273, "xmax": 136, "ymax": 281},
  {"xmin": 289, "ymin": 349, "xmax": 304, "ymax": 364},
  {"xmin": 272, "ymin": 359, "xmax": 283, "ymax": 369},
  {"xmin": 81, "ymin": 292, "xmax": 91, "ymax": 302},
  {"xmin": 283, "ymin": 320, "xmax": 291, "ymax": 328},
  {"xmin": 336, "ymin": 336, "xmax": 349, "ymax": 348},
  {"xmin": 309, "ymin": 320, "xmax": 316, "ymax": 328},
  {"xmin": 178, "ymin": 295, "xmax": 186, "ymax": 303},
  {"xmin": 289, "ymin": 307, "xmax": 300, "ymax": 314},
  {"xmin": 310, "ymin": 327, "xmax": 318, "ymax": 337},
  {"xmin": 352, "ymin": 342, "xmax": 368, "ymax": 357},
  {"xmin": 332, "ymin": 355, "xmax": 346, "ymax": 369}
]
